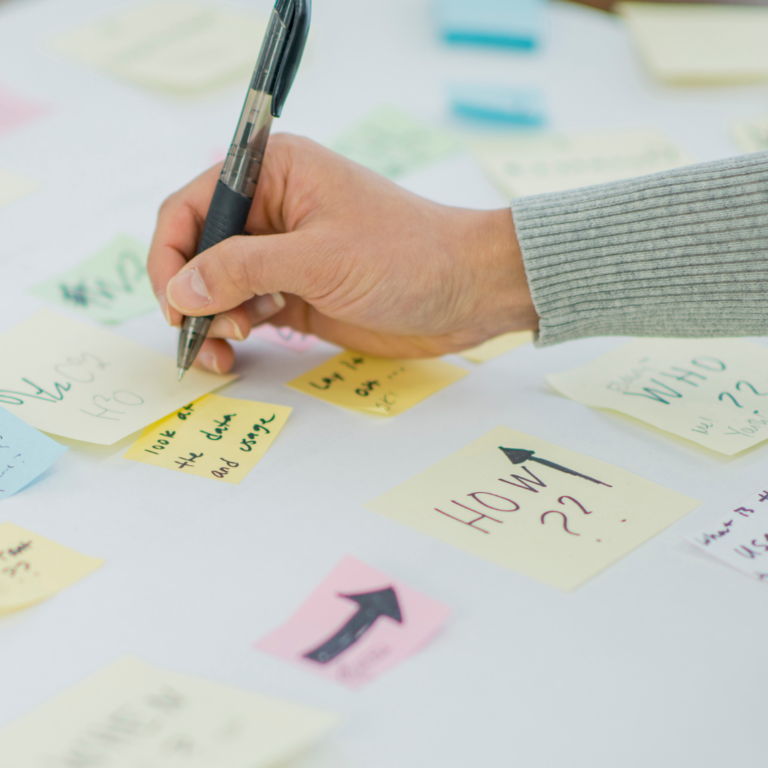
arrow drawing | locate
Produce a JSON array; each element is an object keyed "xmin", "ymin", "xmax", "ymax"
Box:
[
  {"xmin": 498, "ymin": 447, "xmax": 612, "ymax": 487},
  {"xmin": 303, "ymin": 587, "xmax": 403, "ymax": 664}
]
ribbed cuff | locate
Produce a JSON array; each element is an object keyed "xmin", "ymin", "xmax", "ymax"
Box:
[{"xmin": 511, "ymin": 151, "xmax": 768, "ymax": 346}]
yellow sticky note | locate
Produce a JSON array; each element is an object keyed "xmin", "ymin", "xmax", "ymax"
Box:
[
  {"xmin": 0, "ymin": 656, "xmax": 338, "ymax": 766},
  {"xmin": 0, "ymin": 523, "xmax": 102, "ymax": 613},
  {"xmin": 0, "ymin": 168, "xmax": 37, "ymax": 208},
  {"xmin": 459, "ymin": 331, "xmax": 533, "ymax": 363},
  {"xmin": 0, "ymin": 310, "xmax": 236, "ymax": 445},
  {"xmin": 288, "ymin": 352, "xmax": 468, "ymax": 416},
  {"xmin": 124, "ymin": 394, "xmax": 291, "ymax": 483},
  {"xmin": 366, "ymin": 427, "xmax": 699, "ymax": 591},
  {"xmin": 547, "ymin": 339, "xmax": 768, "ymax": 456},
  {"xmin": 731, "ymin": 115, "xmax": 768, "ymax": 154},
  {"xmin": 617, "ymin": 2, "xmax": 768, "ymax": 86}
]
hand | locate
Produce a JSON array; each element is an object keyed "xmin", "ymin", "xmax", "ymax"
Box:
[{"xmin": 148, "ymin": 133, "xmax": 538, "ymax": 374}]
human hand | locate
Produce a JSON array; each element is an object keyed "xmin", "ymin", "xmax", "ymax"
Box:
[{"xmin": 148, "ymin": 134, "xmax": 538, "ymax": 374}]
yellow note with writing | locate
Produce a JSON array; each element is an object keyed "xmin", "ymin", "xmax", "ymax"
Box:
[
  {"xmin": 124, "ymin": 394, "xmax": 291, "ymax": 484},
  {"xmin": 459, "ymin": 331, "xmax": 533, "ymax": 363},
  {"xmin": 366, "ymin": 427, "xmax": 699, "ymax": 591},
  {"xmin": 288, "ymin": 352, "xmax": 468, "ymax": 416},
  {"xmin": 0, "ymin": 523, "xmax": 102, "ymax": 613}
]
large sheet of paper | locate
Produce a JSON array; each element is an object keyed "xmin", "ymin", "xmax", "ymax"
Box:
[
  {"xmin": 547, "ymin": 339, "xmax": 768, "ymax": 456},
  {"xmin": 50, "ymin": 1, "xmax": 268, "ymax": 94},
  {"xmin": 0, "ymin": 167, "xmax": 37, "ymax": 208},
  {"xmin": 0, "ymin": 656, "xmax": 338, "ymax": 766},
  {"xmin": 367, "ymin": 426, "xmax": 699, "ymax": 591},
  {"xmin": 473, "ymin": 128, "xmax": 691, "ymax": 197},
  {"xmin": 0, "ymin": 310, "xmax": 235, "ymax": 445},
  {"xmin": 731, "ymin": 115, "xmax": 768, "ymax": 154},
  {"xmin": 617, "ymin": 2, "xmax": 768, "ymax": 86}
]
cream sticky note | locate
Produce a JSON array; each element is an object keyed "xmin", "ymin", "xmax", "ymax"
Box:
[
  {"xmin": 366, "ymin": 426, "xmax": 699, "ymax": 591},
  {"xmin": 0, "ymin": 167, "xmax": 37, "ymax": 208},
  {"xmin": 51, "ymin": 1, "xmax": 268, "ymax": 94},
  {"xmin": 473, "ymin": 128, "xmax": 691, "ymax": 197},
  {"xmin": 328, "ymin": 106, "xmax": 462, "ymax": 178},
  {"xmin": 124, "ymin": 394, "xmax": 291, "ymax": 483},
  {"xmin": 0, "ymin": 656, "xmax": 338, "ymax": 766},
  {"xmin": 0, "ymin": 523, "xmax": 102, "ymax": 613},
  {"xmin": 29, "ymin": 235, "xmax": 157, "ymax": 325},
  {"xmin": 617, "ymin": 2, "xmax": 768, "ymax": 86},
  {"xmin": 547, "ymin": 339, "xmax": 768, "ymax": 456},
  {"xmin": 288, "ymin": 351, "xmax": 468, "ymax": 416},
  {"xmin": 731, "ymin": 115, "xmax": 768, "ymax": 154},
  {"xmin": 0, "ymin": 310, "xmax": 235, "ymax": 445},
  {"xmin": 459, "ymin": 331, "xmax": 533, "ymax": 363}
]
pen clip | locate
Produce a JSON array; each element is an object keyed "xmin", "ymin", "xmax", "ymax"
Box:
[{"xmin": 271, "ymin": 0, "xmax": 311, "ymax": 118}]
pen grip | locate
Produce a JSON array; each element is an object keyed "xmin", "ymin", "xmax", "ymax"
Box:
[{"xmin": 195, "ymin": 180, "xmax": 253, "ymax": 256}]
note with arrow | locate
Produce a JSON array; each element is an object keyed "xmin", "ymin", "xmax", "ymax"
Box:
[
  {"xmin": 366, "ymin": 426, "xmax": 699, "ymax": 591},
  {"xmin": 255, "ymin": 556, "xmax": 451, "ymax": 689}
]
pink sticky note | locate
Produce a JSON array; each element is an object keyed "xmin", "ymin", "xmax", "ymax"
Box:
[
  {"xmin": 0, "ymin": 87, "xmax": 47, "ymax": 137},
  {"xmin": 255, "ymin": 556, "xmax": 451, "ymax": 689},
  {"xmin": 252, "ymin": 323, "xmax": 319, "ymax": 352}
]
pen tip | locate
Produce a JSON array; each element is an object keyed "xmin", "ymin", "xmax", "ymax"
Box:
[{"xmin": 178, "ymin": 369, "xmax": 185, "ymax": 382}]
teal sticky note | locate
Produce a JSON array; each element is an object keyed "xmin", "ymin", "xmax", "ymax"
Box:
[
  {"xmin": 0, "ymin": 406, "xmax": 67, "ymax": 499},
  {"xmin": 438, "ymin": 0, "xmax": 544, "ymax": 50},
  {"xmin": 450, "ymin": 85, "xmax": 546, "ymax": 126},
  {"xmin": 29, "ymin": 234, "xmax": 157, "ymax": 325}
]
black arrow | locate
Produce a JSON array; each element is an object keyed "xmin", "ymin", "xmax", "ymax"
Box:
[
  {"xmin": 499, "ymin": 447, "xmax": 612, "ymax": 487},
  {"xmin": 303, "ymin": 587, "xmax": 403, "ymax": 664}
]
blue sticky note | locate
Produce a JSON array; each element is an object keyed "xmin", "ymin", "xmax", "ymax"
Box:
[
  {"xmin": 0, "ymin": 406, "xmax": 67, "ymax": 499},
  {"xmin": 450, "ymin": 84, "xmax": 546, "ymax": 126},
  {"xmin": 438, "ymin": 0, "xmax": 544, "ymax": 50}
]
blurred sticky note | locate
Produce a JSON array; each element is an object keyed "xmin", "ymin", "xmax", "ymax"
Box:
[
  {"xmin": 0, "ymin": 310, "xmax": 235, "ymax": 445},
  {"xmin": 328, "ymin": 106, "xmax": 461, "ymax": 179},
  {"xmin": 0, "ymin": 168, "xmax": 37, "ymax": 207},
  {"xmin": 450, "ymin": 84, "xmax": 545, "ymax": 126},
  {"xmin": 0, "ymin": 656, "xmax": 338, "ymax": 766},
  {"xmin": 29, "ymin": 235, "xmax": 156, "ymax": 325},
  {"xmin": 731, "ymin": 115, "xmax": 768, "ymax": 154},
  {"xmin": 124, "ymin": 394, "xmax": 291, "ymax": 483},
  {"xmin": 256, "ymin": 555, "xmax": 451, "ymax": 689},
  {"xmin": 474, "ymin": 128, "xmax": 692, "ymax": 197},
  {"xmin": 618, "ymin": 2, "xmax": 768, "ymax": 85},
  {"xmin": 366, "ymin": 426, "xmax": 699, "ymax": 591},
  {"xmin": 0, "ymin": 86, "xmax": 46, "ymax": 138},
  {"xmin": 0, "ymin": 523, "xmax": 102, "ymax": 612},
  {"xmin": 547, "ymin": 339, "xmax": 768, "ymax": 456},
  {"xmin": 253, "ymin": 324, "xmax": 319, "ymax": 352},
  {"xmin": 288, "ymin": 351, "xmax": 468, "ymax": 416},
  {"xmin": 459, "ymin": 331, "xmax": 533, "ymax": 363},
  {"xmin": 0, "ymin": 407, "xmax": 66, "ymax": 499},
  {"xmin": 50, "ymin": 1, "xmax": 268, "ymax": 94},
  {"xmin": 438, "ymin": 0, "xmax": 543, "ymax": 49}
]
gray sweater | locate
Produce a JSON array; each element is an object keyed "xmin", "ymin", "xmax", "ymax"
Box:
[{"xmin": 511, "ymin": 151, "xmax": 768, "ymax": 346}]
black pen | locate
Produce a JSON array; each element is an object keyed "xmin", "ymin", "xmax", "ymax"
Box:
[{"xmin": 177, "ymin": 0, "xmax": 311, "ymax": 380}]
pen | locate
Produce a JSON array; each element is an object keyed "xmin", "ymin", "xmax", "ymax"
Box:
[{"xmin": 176, "ymin": 0, "xmax": 311, "ymax": 380}]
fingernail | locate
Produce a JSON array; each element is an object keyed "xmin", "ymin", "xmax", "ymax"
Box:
[
  {"xmin": 198, "ymin": 351, "xmax": 221, "ymax": 374},
  {"xmin": 157, "ymin": 292, "xmax": 172, "ymax": 325},
  {"xmin": 209, "ymin": 315, "xmax": 244, "ymax": 341},
  {"xmin": 167, "ymin": 268, "xmax": 211, "ymax": 312},
  {"xmin": 253, "ymin": 291, "xmax": 286, "ymax": 318}
]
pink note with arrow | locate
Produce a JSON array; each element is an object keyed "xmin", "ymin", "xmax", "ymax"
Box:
[
  {"xmin": 0, "ymin": 87, "xmax": 47, "ymax": 138},
  {"xmin": 255, "ymin": 555, "xmax": 451, "ymax": 689},
  {"xmin": 252, "ymin": 323, "xmax": 319, "ymax": 352}
]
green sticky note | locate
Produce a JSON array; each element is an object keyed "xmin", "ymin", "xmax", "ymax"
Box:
[
  {"xmin": 328, "ymin": 106, "xmax": 461, "ymax": 178},
  {"xmin": 29, "ymin": 235, "xmax": 157, "ymax": 325}
]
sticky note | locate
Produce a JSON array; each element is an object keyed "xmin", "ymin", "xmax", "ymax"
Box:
[
  {"xmin": 367, "ymin": 426, "xmax": 699, "ymax": 591},
  {"xmin": 617, "ymin": 2, "xmax": 768, "ymax": 85},
  {"xmin": 0, "ymin": 310, "xmax": 236, "ymax": 445},
  {"xmin": 0, "ymin": 523, "xmax": 102, "ymax": 613},
  {"xmin": 252, "ymin": 323, "xmax": 319, "ymax": 353},
  {"xmin": 0, "ymin": 86, "xmax": 47, "ymax": 138},
  {"xmin": 288, "ymin": 351, "xmax": 468, "ymax": 416},
  {"xmin": 328, "ymin": 107, "xmax": 462, "ymax": 179},
  {"xmin": 437, "ymin": 0, "xmax": 543, "ymax": 49},
  {"xmin": 0, "ymin": 407, "xmax": 67, "ymax": 499},
  {"xmin": 29, "ymin": 235, "xmax": 157, "ymax": 325},
  {"xmin": 450, "ymin": 84, "xmax": 546, "ymax": 126},
  {"xmin": 124, "ymin": 394, "xmax": 291, "ymax": 483},
  {"xmin": 459, "ymin": 331, "xmax": 533, "ymax": 363},
  {"xmin": 547, "ymin": 339, "xmax": 768, "ymax": 456},
  {"xmin": 0, "ymin": 656, "xmax": 338, "ymax": 766},
  {"xmin": 50, "ymin": 1, "xmax": 268, "ymax": 94},
  {"xmin": 256, "ymin": 556, "xmax": 451, "ymax": 689},
  {"xmin": 731, "ymin": 115, "xmax": 768, "ymax": 154},
  {"xmin": 0, "ymin": 167, "xmax": 37, "ymax": 208},
  {"xmin": 686, "ymin": 485, "xmax": 768, "ymax": 583}
]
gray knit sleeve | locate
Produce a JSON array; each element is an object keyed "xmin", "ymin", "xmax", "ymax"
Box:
[{"xmin": 511, "ymin": 151, "xmax": 768, "ymax": 346}]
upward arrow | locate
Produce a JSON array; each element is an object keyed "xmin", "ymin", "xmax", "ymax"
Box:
[
  {"xmin": 303, "ymin": 587, "xmax": 403, "ymax": 664},
  {"xmin": 499, "ymin": 447, "xmax": 612, "ymax": 487}
]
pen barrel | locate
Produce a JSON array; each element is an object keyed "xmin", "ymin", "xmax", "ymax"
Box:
[{"xmin": 195, "ymin": 180, "xmax": 253, "ymax": 255}]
